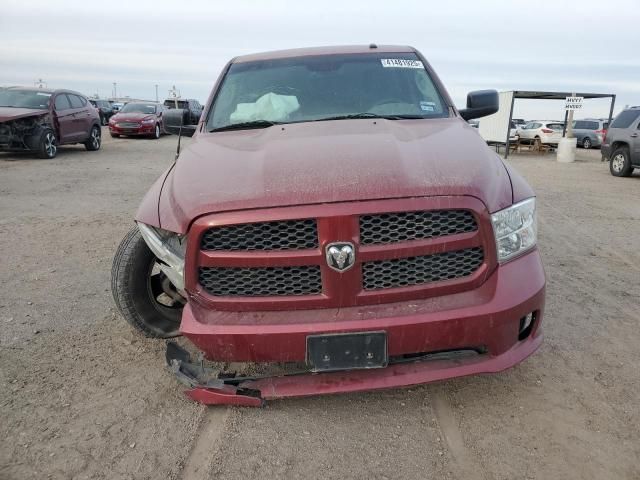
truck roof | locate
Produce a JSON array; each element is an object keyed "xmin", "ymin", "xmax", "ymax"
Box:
[{"xmin": 233, "ymin": 44, "xmax": 415, "ymax": 63}]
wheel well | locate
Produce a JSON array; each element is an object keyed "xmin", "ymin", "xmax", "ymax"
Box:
[
  {"xmin": 24, "ymin": 124, "xmax": 53, "ymax": 150},
  {"xmin": 611, "ymin": 141, "xmax": 629, "ymax": 152}
]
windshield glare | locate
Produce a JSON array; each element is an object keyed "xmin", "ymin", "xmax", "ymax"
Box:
[
  {"xmin": 0, "ymin": 89, "xmax": 51, "ymax": 109},
  {"xmin": 208, "ymin": 53, "xmax": 448, "ymax": 131},
  {"xmin": 120, "ymin": 103, "xmax": 157, "ymax": 114}
]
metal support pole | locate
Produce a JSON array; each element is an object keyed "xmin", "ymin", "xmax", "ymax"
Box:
[
  {"xmin": 562, "ymin": 110, "xmax": 569, "ymax": 137},
  {"xmin": 504, "ymin": 92, "xmax": 515, "ymax": 160},
  {"xmin": 603, "ymin": 95, "xmax": 616, "ymax": 161},
  {"xmin": 606, "ymin": 95, "xmax": 616, "ymax": 129},
  {"xmin": 566, "ymin": 93, "xmax": 576, "ymax": 138}
]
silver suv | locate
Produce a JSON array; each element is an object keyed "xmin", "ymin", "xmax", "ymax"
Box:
[
  {"xmin": 572, "ymin": 118, "xmax": 608, "ymax": 149},
  {"xmin": 601, "ymin": 107, "xmax": 640, "ymax": 177}
]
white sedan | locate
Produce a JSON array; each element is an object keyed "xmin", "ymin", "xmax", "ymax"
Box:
[{"xmin": 517, "ymin": 121, "xmax": 564, "ymax": 145}]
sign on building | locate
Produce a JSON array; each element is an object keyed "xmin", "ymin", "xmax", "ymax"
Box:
[{"xmin": 565, "ymin": 96, "xmax": 584, "ymax": 110}]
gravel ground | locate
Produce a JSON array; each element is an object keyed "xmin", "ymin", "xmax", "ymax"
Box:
[{"xmin": 1, "ymin": 132, "xmax": 638, "ymax": 479}]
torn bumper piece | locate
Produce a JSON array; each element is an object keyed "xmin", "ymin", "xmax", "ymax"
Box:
[{"xmin": 166, "ymin": 332, "xmax": 542, "ymax": 407}]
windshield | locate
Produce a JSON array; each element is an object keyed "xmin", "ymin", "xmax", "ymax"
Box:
[
  {"xmin": 120, "ymin": 103, "xmax": 157, "ymax": 114},
  {"xmin": 207, "ymin": 52, "xmax": 449, "ymax": 131},
  {"xmin": 0, "ymin": 89, "xmax": 51, "ymax": 109}
]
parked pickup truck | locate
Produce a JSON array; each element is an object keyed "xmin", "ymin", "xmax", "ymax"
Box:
[{"xmin": 111, "ymin": 45, "xmax": 545, "ymax": 406}]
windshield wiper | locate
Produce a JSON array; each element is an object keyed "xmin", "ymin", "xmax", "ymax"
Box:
[
  {"xmin": 210, "ymin": 120, "xmax": 279, "ymax": 132},
  {"xmin": 382, "ymin": 114, "xmax": 426, "ymax": 119},
  {"xmin": 312, "ymin": 113, "xmax": 426, "ymax": 122}
]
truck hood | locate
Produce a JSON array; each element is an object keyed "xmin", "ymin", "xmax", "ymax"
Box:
[
  {"xmin": 158, "ymin": 117, "xmax": 513, "ymax": 232},
  {"xmin": 0, "ymin": 107, "xmax": 47, "ymax": 123}
]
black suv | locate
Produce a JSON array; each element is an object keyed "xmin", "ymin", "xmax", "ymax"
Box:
[
  {"xmin": 163, "ymin": 98, "xmax": 203, "ymax": 124},
  {"xmin": 89, "ymin": 99, "xmax": 115, "ymax": 126},
  {"xmin": 601, "ymin": 107, "xmax": 640, "ymax": 177}
]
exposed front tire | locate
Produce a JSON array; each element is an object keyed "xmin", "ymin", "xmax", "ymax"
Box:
[
  {"xmin": 37, "ymin": 128, "xmax": 57, "ymax": 159},
  {"xmin": 582, "ymin": 137, "xmax": 592, "ymax": 149},
  {"xmin": 100, "ymin": 114, "xmax": 107, "ymax": 126},
  {"xmin": 152, "ymin": 124, "xmax": 161, "ymax": 139},
  {"xmin": 609, "ymin": 147, "xmax": 633, "ymax": 177},
  {"xmin": 111, "ymin": 227, "xmax": 183, "ymax": 338},
  {"xmin": 85, "ymin": 125, "xmax": 101, "ymax": 151}
]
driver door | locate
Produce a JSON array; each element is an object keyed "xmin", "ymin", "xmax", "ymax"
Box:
[{"xmin": 53, "ymin": 94, "xmax": 74, "ymax": 143}]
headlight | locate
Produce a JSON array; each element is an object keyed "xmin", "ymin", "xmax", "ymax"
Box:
[
  {"xmin": 142, "ymin": 118, "xmax": 155, "ymax": 124},
  {"xmin": 491, "ymin": 197, "xmax": 536, "ymax": 263},
  {"xmin": 137, "ymin": 222, "xmax": 186, "ymax": 291}
]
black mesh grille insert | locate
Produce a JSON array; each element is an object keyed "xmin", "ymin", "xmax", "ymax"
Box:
[
  {"xmin": 201, "ymin": 219, "xmax": 318, "ymax": 251},
  {"xmin": 359, "ymin": 210, "xmax": 477, "ymax": 245},
  {"xmin": 362, "ymin": 247, "xmax": 484, "ymax": 290},
  {"xmin": 199, "ymin": 265, "xmax": 322, "ymax": 296}
]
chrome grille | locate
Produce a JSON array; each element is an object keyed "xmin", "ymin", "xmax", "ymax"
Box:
[
  {"xmin": 359, "ymin": 210, "xmax": 477, "ymax": 245},
  {"xmin": 199, "ymin": 265, "xmax": 322, "ymax": 296},
  {"xmin": 201, "ymin": 219, "xmax": 318, "ymax": 251},
  {"xmin": 362, "ymin": 247, "xmax": 484, "ymax": 290},
  {"xmin": 117, "ymin": 122, "xmax": 140, "ymax": 128}
]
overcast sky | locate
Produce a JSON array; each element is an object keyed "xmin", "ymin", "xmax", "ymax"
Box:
[{"xmin": 1, "ymin": 0, "xmax": 638, "ymax": 119}]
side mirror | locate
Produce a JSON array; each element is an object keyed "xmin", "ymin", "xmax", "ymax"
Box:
[
  {"xmin": 163, "ymin": 108, "xmax": 197, "ymax": 137},
  {"xmin": 459, "ymin": 90, "xmax": 499, "ymax": 121}
]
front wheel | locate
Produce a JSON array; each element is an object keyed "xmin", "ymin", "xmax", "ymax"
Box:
[
  {"xmin": 582, "ymin": 137, "xmax": 592, "ymax": 149},
  {"xmin": 610, "ymin": 147, "xmax": 633, "ymax": 177},
  {"xmin": 152, "ymin": 124, "xmax": 161, "ymax": 139},
  {"xmin": 85, "ymin": 125, "xmax": 101, "ymax": 151},
  {"xmin": 111, "ymin": 227, "xmax": 183, "ymax": 338},
  {"xmin": 37, "ymin": 128, "xmax": 57, "ymax": 159}
]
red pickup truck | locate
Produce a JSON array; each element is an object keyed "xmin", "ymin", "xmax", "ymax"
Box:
[{"xmin": 111, "ymin": 45, "xmax": 545, "ymax": 406}]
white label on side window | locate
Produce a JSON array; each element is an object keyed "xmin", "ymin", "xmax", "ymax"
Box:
[{"xmin": 381, "ymin": 59, "xmax": 424, "ymax": 68}]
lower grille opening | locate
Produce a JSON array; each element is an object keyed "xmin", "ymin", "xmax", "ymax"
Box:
[
  {"xmin": 362, "ymin": 247, "xmax": 484, "ymax": 291},
  {"xmin": 198, "ymin": 265, "xmax": 322, "ymax": 297}
]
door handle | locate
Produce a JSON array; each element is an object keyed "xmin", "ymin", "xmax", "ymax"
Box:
[{"xmin": 631, "ymin": 133, "xmax": 639, "ymax": 138}]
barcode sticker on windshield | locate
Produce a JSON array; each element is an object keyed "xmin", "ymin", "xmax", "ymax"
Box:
[{"xmin": 381, "ymin": 59, "xmax": 424, "ymax": 69}]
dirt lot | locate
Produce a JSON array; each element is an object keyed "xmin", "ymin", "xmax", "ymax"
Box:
[{"xmin": 1, "ymin": 132, "xmax": 639, "ymax": 480}]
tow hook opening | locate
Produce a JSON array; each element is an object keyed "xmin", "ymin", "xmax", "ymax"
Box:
[{"xmin": 518, "ymin": 312, "xmax": 537, "ymax": 341}]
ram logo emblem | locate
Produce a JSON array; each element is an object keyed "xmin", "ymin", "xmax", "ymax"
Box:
[{"xmin": 325, "ymin": 242, "xmax": 356, "ymax": 272}]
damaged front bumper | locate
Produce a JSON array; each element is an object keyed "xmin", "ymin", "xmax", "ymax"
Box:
[
  {"xmin": 167, "ymin": 250, "xmax": 545, "ymax": 406},
  {"xmin": 167, "ymin": 333, "xmax": 542, "ymax": 407},
  {"xmin": 0, "ymin": 115, "xmax": 50, "ymax": 152}
]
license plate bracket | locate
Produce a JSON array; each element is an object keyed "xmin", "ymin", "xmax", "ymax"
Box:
[{"xmin": 306, "ymin": 331, "xmax": 388, "ymax": 372}]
